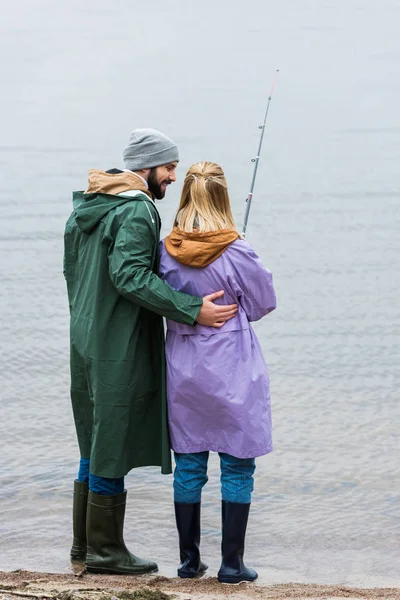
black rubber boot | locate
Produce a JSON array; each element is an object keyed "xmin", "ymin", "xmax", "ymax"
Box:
[
  {"xmin": 175, "ymin": 502, "xmax": 208, "ymax": 578},
  {"xmin": 217, "ymin": 501, "xmax": 258, "ymax": 584},
  {"xmin": 86, "ymin": 490, "xmax": 158, "ymax": 575},
  {"xmin": 70, "ymin": 480, "xmax": 88, "ymax": 561}
]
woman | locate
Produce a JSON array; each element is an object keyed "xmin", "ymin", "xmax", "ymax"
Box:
[{"xmin": 159, "ymin": 161, "xmax": 276, "ymax": 584}]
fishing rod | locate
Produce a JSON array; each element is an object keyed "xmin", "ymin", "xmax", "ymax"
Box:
[{"xmin": 242, "ymin": 69, "xmax": 279, "ymax": 237}]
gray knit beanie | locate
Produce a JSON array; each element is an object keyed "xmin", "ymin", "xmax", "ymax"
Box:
[{"xmin": 123, "ymin": 128, "xmax": 179, "ymax": 170}]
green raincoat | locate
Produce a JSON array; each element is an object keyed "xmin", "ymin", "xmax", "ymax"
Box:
[{"xmin": 63, "ymin": 171, "xmax": 203, "ymax": 478}]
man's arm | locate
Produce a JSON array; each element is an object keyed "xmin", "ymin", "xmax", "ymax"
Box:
[{"xmin": 108, "ymin": 203, "xmax": 237, "ymax": 326}]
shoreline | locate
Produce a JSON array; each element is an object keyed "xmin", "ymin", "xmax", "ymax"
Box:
[{"xmin": 0, "ymin": 570, "xmax": 399, "ymax": 600}]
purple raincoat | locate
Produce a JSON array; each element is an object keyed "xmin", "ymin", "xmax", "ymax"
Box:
[{"xmin": 159, "ymin": 238, "xmax": 276, "ymax": 459}]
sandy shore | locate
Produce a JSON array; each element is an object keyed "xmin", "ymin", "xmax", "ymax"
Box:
[{"xmin": 0, "ymin": 570, "xmax": 399, "ymax": 600}]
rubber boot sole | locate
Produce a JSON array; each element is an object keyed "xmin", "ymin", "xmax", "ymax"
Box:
[
  {"xmin": 70, "ymin": 552, "xmax": 86, "ymax": 562},
  {"xmin": 86, "ymin": 565, "xmax": 158, "ymax": 575},
  {"xmin": 218, "ymin": 572, "xmax": 258, "ymax": 584},
  {"xmin": 178, "ymin": 563, "xmax": 208, "ymax": 578},
  {"xmin": 70, "ymin": 545, "xmax": 86, "ymax": 561}
]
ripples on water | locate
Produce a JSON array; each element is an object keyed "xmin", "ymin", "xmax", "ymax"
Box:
[{"xmin": 0, "ymin": 0, "xmax": 399, "ymax": 587}]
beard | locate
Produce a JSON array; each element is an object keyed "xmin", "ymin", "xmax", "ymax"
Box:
[{"xmin": 148, "ymin": 168, "xmax": 166, "ymax": 199}]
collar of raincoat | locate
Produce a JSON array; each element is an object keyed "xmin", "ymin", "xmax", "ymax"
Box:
[
  {"xmin": 84, "ymin": 169, "xmax": 152, "ymax": 199},
  {"xmin": 164, "ymin": 226, "xmax": 240, "ymax": 268},
  {"xmin": 72, "ymin": 169, "xmax": 154, "ymax": 235}
]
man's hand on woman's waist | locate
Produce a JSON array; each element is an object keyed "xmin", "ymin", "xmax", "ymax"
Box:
[{"xmin": 196, "ymin": 290, "xmax": 238, "ymax": 328}]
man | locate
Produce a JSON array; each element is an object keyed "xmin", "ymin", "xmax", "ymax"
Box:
[{"xmin": 63, "ymin": 129, "xmax": 237, "ymax": 575}]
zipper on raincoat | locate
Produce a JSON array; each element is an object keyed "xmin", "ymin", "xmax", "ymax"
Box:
[
  {"xmin": 117, "ymin": 190, "xmax": 158, "ymax": 230},
  {"xmin": 143, "ymin": 200, "xmax": 156, "ymax": 225}
]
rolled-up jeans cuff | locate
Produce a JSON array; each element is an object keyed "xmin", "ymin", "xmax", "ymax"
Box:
[
  {"xmin": 77, "ymin": 457, "xmax": 90, "ymax": 483},
  {"xmin": 89, "ymin": 473, "xmax": 125, "ymax": 495}
]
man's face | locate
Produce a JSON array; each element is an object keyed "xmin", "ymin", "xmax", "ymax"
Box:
[{"xmin": 148, "ymin": 162, "xmax": 178, "ymax": 199}]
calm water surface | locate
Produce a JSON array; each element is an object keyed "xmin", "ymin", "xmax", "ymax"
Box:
[{"xmin": 0, "ymin": 0, "xmax": 399, "ymax": 587}]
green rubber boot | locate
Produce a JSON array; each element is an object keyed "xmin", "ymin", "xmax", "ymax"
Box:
[
  {"xmin": 86, "ymin": 490, "xmax": 158, "ymax": 575},
  {"xmin": 70, "ymin": 480, "xmax": 89, "ymax": 561}
]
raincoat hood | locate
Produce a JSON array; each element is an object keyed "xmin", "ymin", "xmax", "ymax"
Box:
[
  {"xmin": 164, "ymin": 227, "xmax": 240, "ymax": 268},
  {"xmin": 73, "ymin": 169, "xmax": 152, "ymax": 234}
]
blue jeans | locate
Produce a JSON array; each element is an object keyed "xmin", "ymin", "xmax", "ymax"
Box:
[
  {"xmin": 174, "ymin": 451, "xmax": 256, "ymax": 504},
  {"xmin": 77, "ymin": 457, "xmax": 124, "ymax": 496}
]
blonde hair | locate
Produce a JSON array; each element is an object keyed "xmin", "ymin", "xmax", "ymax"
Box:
[{"xmin": 174, "ymin": 161, "xmax": 237, "ymax": 233}]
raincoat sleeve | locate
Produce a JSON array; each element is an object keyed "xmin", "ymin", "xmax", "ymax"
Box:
[
  {"xmin": 108, "ymin": 203, "xmax": 202, "ymax": 325},
  {"xmin": 229, "ymin": 240, "xmax": 276, "ymax": 322}
]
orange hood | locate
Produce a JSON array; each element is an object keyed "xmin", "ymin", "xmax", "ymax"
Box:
[
  {"xmin": 164, "ymin": 227, "xmax": 240, "ymax": 268},
  {"xmin": 84, "ymin": 169, "xmax": 152, "ymax": 198}
]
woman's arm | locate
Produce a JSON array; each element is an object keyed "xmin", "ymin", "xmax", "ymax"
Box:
[{"xmin": 228, "ymin": 240, "xmax": 276, "ymax": 322}]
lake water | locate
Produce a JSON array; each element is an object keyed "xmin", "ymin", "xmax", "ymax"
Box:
[{"xmin": 0, "ymin": 0, "xmax": 399, "ymax": 588}]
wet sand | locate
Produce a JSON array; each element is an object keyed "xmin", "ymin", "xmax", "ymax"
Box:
[{"xmin": 0, "ymin": 571, "xmax": 399, "ymax": 600}]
